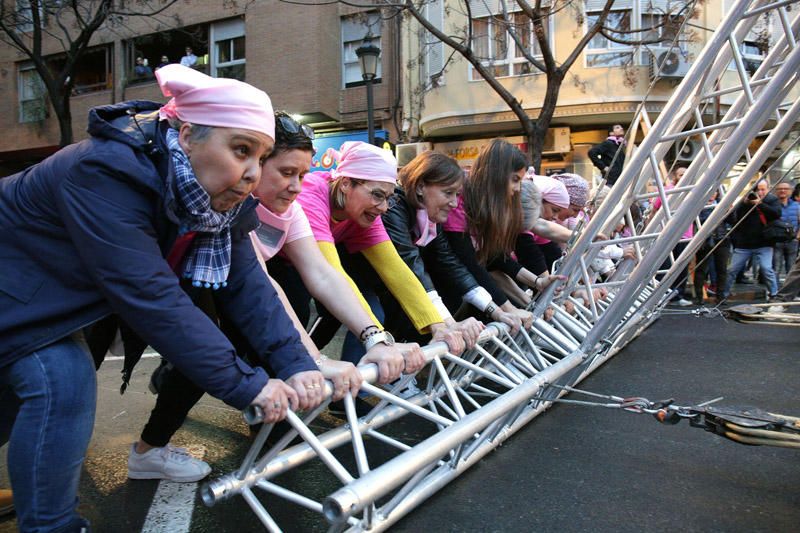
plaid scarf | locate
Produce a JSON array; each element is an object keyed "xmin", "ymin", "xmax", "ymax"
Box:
[{"xmin": 164, "ymin": 128, "xmax": 243, "ymax": 289}]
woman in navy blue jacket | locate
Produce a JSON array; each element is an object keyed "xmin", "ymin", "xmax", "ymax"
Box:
[{"xmin": 0, "ymin": 65, "xmax": 319, "ymax": 532}]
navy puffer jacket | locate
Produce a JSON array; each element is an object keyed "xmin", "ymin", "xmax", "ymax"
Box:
[{"xmin": 0, "ymin": 101, "xmax": 314, "ymax": 409}]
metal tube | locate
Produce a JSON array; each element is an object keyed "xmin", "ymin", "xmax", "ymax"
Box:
[{"xmin": 323, "ymin": 348, "xmax": 587, "ymax": 522}]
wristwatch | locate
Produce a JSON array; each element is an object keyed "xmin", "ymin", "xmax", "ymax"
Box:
[{"xmin": 363, "ymin": 330, "xmax": 395, "ymax": 352}]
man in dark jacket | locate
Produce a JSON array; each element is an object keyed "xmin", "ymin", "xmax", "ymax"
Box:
[
  {"xmin": 0, "ymin": 65, "xmax": 319, "ymax": 532},
  {"xmin": 721, "ymin": 179, "xmax": 781, "ymax": 299},
  {"xmin": 588, "ymin": 124, "xmax": 627, "ymax": 186}
]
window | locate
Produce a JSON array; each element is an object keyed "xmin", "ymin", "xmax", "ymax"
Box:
[
  {"xmin": 342, "ymin": 12, "xmax": 382, "ymax": 88},
  {"xmin": 15, "ymin": 0, "xmax": 44, "ymax": 33},
  {"xmin": 468, "ymin": 2, "xmax": 550, "ymax": 80},
  {"xmin": 424, "ymin": 0, "xmax": 445, "ymax": 86},
  {"xmin": 18, "ymin": 64, "xmax": 46, "ymax": 123},
  {"xmin": 585, "ymin": 0, "xmax": 690, "ymax": 68},
  {"xmin": 48, "ymin": 45, "xmax": 112, "ymax": 95},
  {"xmin": 126, "ymin": 23, "xmax": 209, "ymax": 85},
  {"xmin": 212, "ymin": 18, "xmax": 245, "ymax": 81}
]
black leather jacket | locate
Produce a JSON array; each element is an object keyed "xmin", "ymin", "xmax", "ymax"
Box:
[{"xmin": 382, "ymin": 188, "xmax": 478, "ymax": 297}]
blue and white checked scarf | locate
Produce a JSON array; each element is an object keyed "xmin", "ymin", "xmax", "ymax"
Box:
[{"xmin": 164, "ymin": 128, "xmax": 243, "ymax": 289}]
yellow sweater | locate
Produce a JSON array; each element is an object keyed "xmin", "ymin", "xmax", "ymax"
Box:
[{"xmin": 317, "ymin": 240, "xmax": 442, "ymax": 333}]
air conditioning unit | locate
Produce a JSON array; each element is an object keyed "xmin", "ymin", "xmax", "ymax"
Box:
[
  {"xmin": 649, "ymin": 48, "xmax": 690, "ymax": 81},
  {"xmin": 675, "ymin": 139, "xmax": 702, "ymax": 162},
  {"xmin": 396, "ymin": 142, "xmax": 433, "ymax": 167},
  {"xmin": 543, "ymin": 126, "xmax": 571, "ymax": 154}
]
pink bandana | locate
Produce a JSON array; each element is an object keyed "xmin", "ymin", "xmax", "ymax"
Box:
[
  {"xmin": 532, "ymin": 175, "xmax": 570, "ymax": 209},
  {"xmin": 156, "ymin": 64, "xmax": 275, "ymax": 140},
  {"xmin": 329, "ymin": 141, "xmax": 397, "ymax": 184}
]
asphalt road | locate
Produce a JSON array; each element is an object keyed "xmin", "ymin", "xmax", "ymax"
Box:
[{"xmin": 1, "ymin": 309, "xmax": 798, "ymax": 532}]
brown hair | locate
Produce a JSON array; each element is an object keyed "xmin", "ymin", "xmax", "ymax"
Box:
[
  {"xmin": 398, "ymin": 151, "xmax": 464, "ymax": 209},
  {"xmin": 463, "ymin": 139, "xmax": 527, "ymax": 263}
]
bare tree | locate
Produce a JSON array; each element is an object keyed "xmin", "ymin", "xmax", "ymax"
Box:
[
  {"xmin": 394, "ymin": 0, "xmax": 694, "ymax": 171},
  {"xmin": 0, "ymin": 0, "xmax": 180, "ymax": 147}
]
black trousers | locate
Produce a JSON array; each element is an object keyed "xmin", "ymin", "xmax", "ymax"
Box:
[{"xmin": 693, "ymin": 241, "xmax": 731, "ymax": 301}]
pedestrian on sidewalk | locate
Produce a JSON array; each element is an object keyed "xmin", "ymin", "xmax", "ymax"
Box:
[
  {"xmin": 771, "ymin": 180, "xmax": 800, "ymax": 278},
  {"xmin": 721, "ymin": 179, "xmax": 781, "ymax": 300},
  {"xmin": 588, "ymin": 124, "xmax": 627, "ymax": 186},
  {"xmin": 693, "ymin": 191, "xmax": 731, "ymax": 305}
]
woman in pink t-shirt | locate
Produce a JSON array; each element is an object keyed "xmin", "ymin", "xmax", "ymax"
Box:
[{"xmin": 283, "ymin": 141, "xmax": 469, "ymax": 370}]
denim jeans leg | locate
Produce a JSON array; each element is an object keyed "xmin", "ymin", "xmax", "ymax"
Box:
[
  {"xmin": 775, "ymin": 251, "xmax": 800, "ymax": 301},
  {"xmin": 755, "ymin": 247, "xmax": 778, "ymax": 295},
  {"xmin": 0, "ymin": 336, "xmax": 97, "ymax": 532},
  {"xmin": 723, "ymin": 248, "xmax": 753, "ymax": 297},
  {"xmin": 785, "ymin": 240, "xmax": 799, "ymax": 274},
  {"xmin": 772, "ymin": 243, "xmax": 785, "ymax": 276}
]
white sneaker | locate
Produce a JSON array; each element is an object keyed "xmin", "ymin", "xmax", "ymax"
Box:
[
  {"xmin": 677, "ymin": 298, "xmax": 693, "ymax": 307},
  {"xmin": 767, "ymin": 304, "xmax": 786, "ymax": 314},
  {"xmin": 128, "ymin": 443, "xmax": 211, "ymax": 482}
]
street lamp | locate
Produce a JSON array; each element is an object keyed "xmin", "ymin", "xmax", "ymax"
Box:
[{"xmin": 355, "ymin": 37, "xmax": 381, "ymax": 145}]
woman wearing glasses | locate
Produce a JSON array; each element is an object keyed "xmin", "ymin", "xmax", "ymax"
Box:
[{"xmin": 272, "ymin": 141, "xmax": 469, "ymax": 372}]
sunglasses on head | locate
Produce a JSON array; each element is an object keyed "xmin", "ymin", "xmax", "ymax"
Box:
[{"xmin": 276, "ymin": 115, "xmax": 315, "ymax": 140}]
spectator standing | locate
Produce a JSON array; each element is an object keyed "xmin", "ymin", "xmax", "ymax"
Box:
[
  {"xmin": 133, "ymin": 56, "xmax": 153, "ymax": 78},
  {"xmin": 721, "ymin": 179, "xmax": 781, "ymax": 300},
  {"xmin": 772, "ymin": 181, "xmax": 800, "ymax": 278},
  {"xmin": 650, "ymin": 167, "xmax": 694, "ymax": 306},
  {"xmin": 588, "ymin": 124, "xmax": 627, "ymax": 186},
  {"xmin": 156, "ymin": 55, "xmax": 171, "ymax": 70},
  {"xmin": 181, "ymin": 46, "xmax": 198, "ymax": 67},
  {"xmin": 693, "ymin": 192, "xmax": 731, "ymax": 304}
]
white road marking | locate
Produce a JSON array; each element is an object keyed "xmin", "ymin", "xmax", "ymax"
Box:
[
  {"xmin": 141, "ymin": 480, "xmax": 197, "ymax": 533},
  {"xmin": 103, "ymin": 352, "xmax": 161, "ymax": 362}
]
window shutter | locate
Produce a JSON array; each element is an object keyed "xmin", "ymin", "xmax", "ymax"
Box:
[
  {"xmin": 426, "ymin": 0, "xmax": 445, "ymax": 81},
  {"xmin": 585, "ymin": 0, "xmax": 633, "ymax": 12}
]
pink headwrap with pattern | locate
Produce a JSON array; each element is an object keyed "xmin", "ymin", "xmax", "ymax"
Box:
[
  {"xmin": 329, "ymin": 141, "xmax": 397, "ymax": 184},
  {"xmin": 156, "ymin": 64, "xmax": 275, "ymax": 140},
  {"xmin": 553, "ymin": 173, "xmax": 589, "ymax": 208}
]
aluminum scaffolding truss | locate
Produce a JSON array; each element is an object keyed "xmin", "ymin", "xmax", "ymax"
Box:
[{"xmin": 202, "ymin": 0, "xmax": 800, "ymax": 530}]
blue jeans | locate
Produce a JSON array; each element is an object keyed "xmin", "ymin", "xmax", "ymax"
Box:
[
  {"xmin": 773, "ymin": 240, "xmax": 799, "ymax": 278},
  {"xmin": 0, "ymin": 336, "xmax": 96, "ymax": 533},
  {"xmin": 723, "ymin": 247, "xmax": 778, "ymax": 297}
]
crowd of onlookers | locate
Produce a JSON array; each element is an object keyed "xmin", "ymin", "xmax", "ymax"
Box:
[{"xmin": 132, "ymin": 47, "xmax": 200, "ymax": 80}]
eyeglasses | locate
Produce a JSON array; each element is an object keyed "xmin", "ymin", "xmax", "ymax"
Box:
[
  {"xmin": 276, "ymin": 115, "xmax": 315, "ymax": 140},
  {"xmin": 353, "ymin": 181, "xmax": 392, "ymax": 206}
]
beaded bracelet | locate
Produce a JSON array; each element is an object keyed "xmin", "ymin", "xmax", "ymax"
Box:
[{"xmin": 359, "ymin": 324, "xmax": 381, "ymax": 342}]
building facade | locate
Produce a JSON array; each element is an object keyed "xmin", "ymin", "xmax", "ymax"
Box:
[
  {"xmin": 0, "ymin": 1, "xmax": 401, "ymax": 174},
  {"xmin": 399, "ymin": 0, "xmax": 789, "ymax": 178}
]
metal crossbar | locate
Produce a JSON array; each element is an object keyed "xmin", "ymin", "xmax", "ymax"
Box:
[{"xmin": 203, "ymin": 1, "xmax": 800, "ymax": 530}]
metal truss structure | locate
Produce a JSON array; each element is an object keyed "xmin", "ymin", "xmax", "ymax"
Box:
[{"xmin": 201, "ymin": 0, "xmax": 800, "ymax": 530}]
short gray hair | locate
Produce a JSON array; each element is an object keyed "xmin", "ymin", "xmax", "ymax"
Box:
[
  {"xmin": 166, "ymin": 118, "xmax": 213, "ymax": 142},
  {"xmin": 520, "ymin": 180, "xmax": 542, "ymax": 230}
]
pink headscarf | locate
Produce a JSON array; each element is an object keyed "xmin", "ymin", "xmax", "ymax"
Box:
[
  {"xmin": 156, "ymin": 64, "xmax": 275, "ymax": 140},
  {"xmin": 329, "ymin": 141, "xmax": 397, "ymax": 184},
  {"xmin": 532, "ymin": 175, "xmax": 570, "ymax": 209},
  {"xmin": 553, "ymin": 173, "xmax": 589, "ymax": 208}
]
